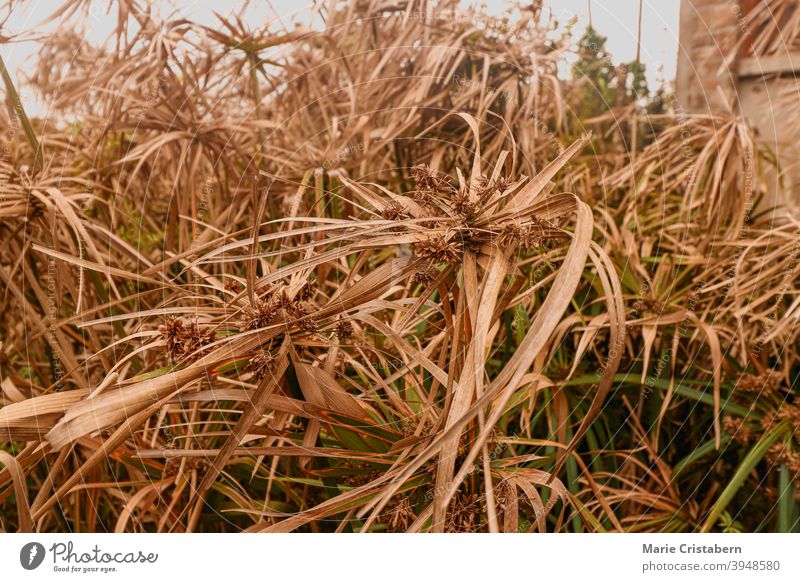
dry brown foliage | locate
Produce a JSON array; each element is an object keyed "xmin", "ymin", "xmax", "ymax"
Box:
[{"xmin": 1, "ymin": 0, "xmax": 800, "ymax": 534}]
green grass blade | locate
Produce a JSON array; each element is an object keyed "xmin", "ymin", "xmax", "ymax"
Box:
[
  {"xmin": 565, "ymin": 374, "xmax": 755, "ymax": 417},
  {"xmin": 673, "ymin": 433, "xmax": 731, "ymax": 477},
  {"xmin": 700, "ymin": 421, "xmax": 788, "ymax": 532},
  {"xmin": 0, "ymin": 54, "xmax": 42, "ymax": 172},
  {"xmin": 778, "ymin": 464, "xmax": 798, "ymax": 533}
]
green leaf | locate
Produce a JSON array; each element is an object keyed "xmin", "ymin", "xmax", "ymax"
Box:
[
  {"xmin": 700, "ymin": 421, "xmax": 788, "ymax": 532},
  {"xmin": 564, "ymin": 374, "xmax": 756, "ymax": 418},
  {"xmin": 0, "ymin": 55, "xmax": 42, "ymax": 172},
  {"xmin": 778, "ymin": 464, "xmax": 798, "ymax": 533},
  {"xmin": 673, "ymin": 433, "xmax": 731, "ymax": 477},
  {"xmin": 513, "ymin": 302, "xmax": 530, "ymax": 346}
]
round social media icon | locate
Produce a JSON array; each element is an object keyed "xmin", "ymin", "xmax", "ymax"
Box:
[{"xmin": 20, "ymin": 542, "xmax": 46, "ymax": 570}]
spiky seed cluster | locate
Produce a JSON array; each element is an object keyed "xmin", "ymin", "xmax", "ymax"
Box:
[
  {"xmin": 472, "ymin": 175, "xmax": 500, "ymax": 199},
  {"xmin": 777, "ymin": 403, "xmax": 800, "ymax": 426},
  {"xmin": 409, "ymin": 164, "xmax": 455, "ymax": 206},
  {"xmin": 766, "ymin": 444, "xmax": 800, "ymax": 476},
  {"xmin": 497, "ymin": 217, "xmax": 567, "ymax": 250},
  {"xmin": 450, "ymin": 190, "xmax": 480, "ymax": 222},
  {"xmin": 722, "ymin": 415, "xmax": 753, "ymax": 445},
  {"xmin": 736, "ymin": 370, "xmax": 783, "ymax": 394},
  {"xmin": 412, "ymin": 235, "xmax": 462, "ymax": 265},
  {"xmin": 468, "ymin": 174, "xmax": 515, "ymax": 205},
  {"xmin": 297, "ymin": 314, "xmax": 319, "ymax": 334},
  {"xmin": 445, "ymin": 491, "xmax": 483, "ymax": 533},
  {"xmin": 759, "ymin": 404, "xmax": 800, "ymax": 435},
  {"xmin": 381, "ymin": 202, "xmax": 411, "ymax": 222},
  {"xmin": 248, "ymin": 348, "xmax": 276, "ymax": 381},
  {"xmin": 276, "ymin": 289, "xmax": 318, "ymax": 332},
  {"xmin": 497, "ymin": 223, "xmax": 525, "ymax": 248},
  {"xmin": 298, "ymin": 279, "xmax": 318, "ymax": 301},
  {"xmin": 241, "ymin": 297, "xmax": 280, "ymax": 331},
  {"xmin": 760, "ymin": 411, "xmax": 778, "ymax": 432},
  {"xmin": 333, "ymin": 318, "xmax": 354, "ymax": 340},
  {"xmin": 385, "ymin": 497, "xmax": 416, "ymax": 531},
  {"xmin": 402, "ymin": 165, "xmax": 547, "ymax": 259},
  {"xmin": 158, "ymin": 317, "xmax": 215, "ymax": 362},
  {"xmin": 412, "ymin": 267, "xmax": 440, "ymax": 287},
  {"xmin": 239, "ymin": 285, "xmax": 319, "ymax": 334},
  {"xmin": 411, "ymin": 164, "xmax": 453, "ymax": 194},
  {"xmin": 491, "ymin": 175, "xmax": 511, "ymax": 193}
]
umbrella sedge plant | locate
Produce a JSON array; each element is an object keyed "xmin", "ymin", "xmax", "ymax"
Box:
[{"xmin": 2, "ymin": 0, "xmax": 800, "ymax": 534}]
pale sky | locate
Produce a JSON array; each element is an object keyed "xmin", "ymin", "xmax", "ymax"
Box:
[
  {"xmin": 541, "ymin": 0, "xmax": 680, "ymax": 87},
  {"xmin": 1, "ymin": 1, "xmax": 681, "ymax": 113}
]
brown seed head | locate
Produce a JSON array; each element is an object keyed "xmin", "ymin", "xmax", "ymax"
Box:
[
  {"xmin": 412, "ymin": 235, "xmax": 462, "ymax": 265},
  {"xmin": 241, "ymin": 298, "xmax": 280, "ymax": 331},
  {"xmin": 248, "ymin": 348, "xmax": 276, "ymax": 380},
  {"xmin": 158, "ymin": 317, "xmax": 215, "ymax": 362},
  {"xmin": 334, "ymin": 318, "xmax": 354, "ymax": 340},
  {"xmin": 411, "ymin": 164, "xmax": 452, "ymax": 193},
  {"xmin": 299, "ymin": 279, "xmax": 318, "ymax": 301},
  {"xmin": 381, "ymin": 201, "xmax": 411, "ymax": 222},
  {"xmin": 450, "ymin": 190, "xmax": 480, "ymax": 221},
  {"xmin": 737, "ymin": 370, "xmax": 783, "ymax": 394},
  {"xmin": 412, "ymin": 267, "xmax": 440, "ymax": 287},
  {"xmin": 722, "ymin": 415, "xmax": 753, "ymax": 445}
]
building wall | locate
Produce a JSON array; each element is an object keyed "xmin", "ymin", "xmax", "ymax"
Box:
[
  {"xmin": 676, "ymin": 0, "xmax": 741, "ymax": 114},
  {"xmin": 677, "ymin": 0, "xmax": 800, "ymax": 214}
]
